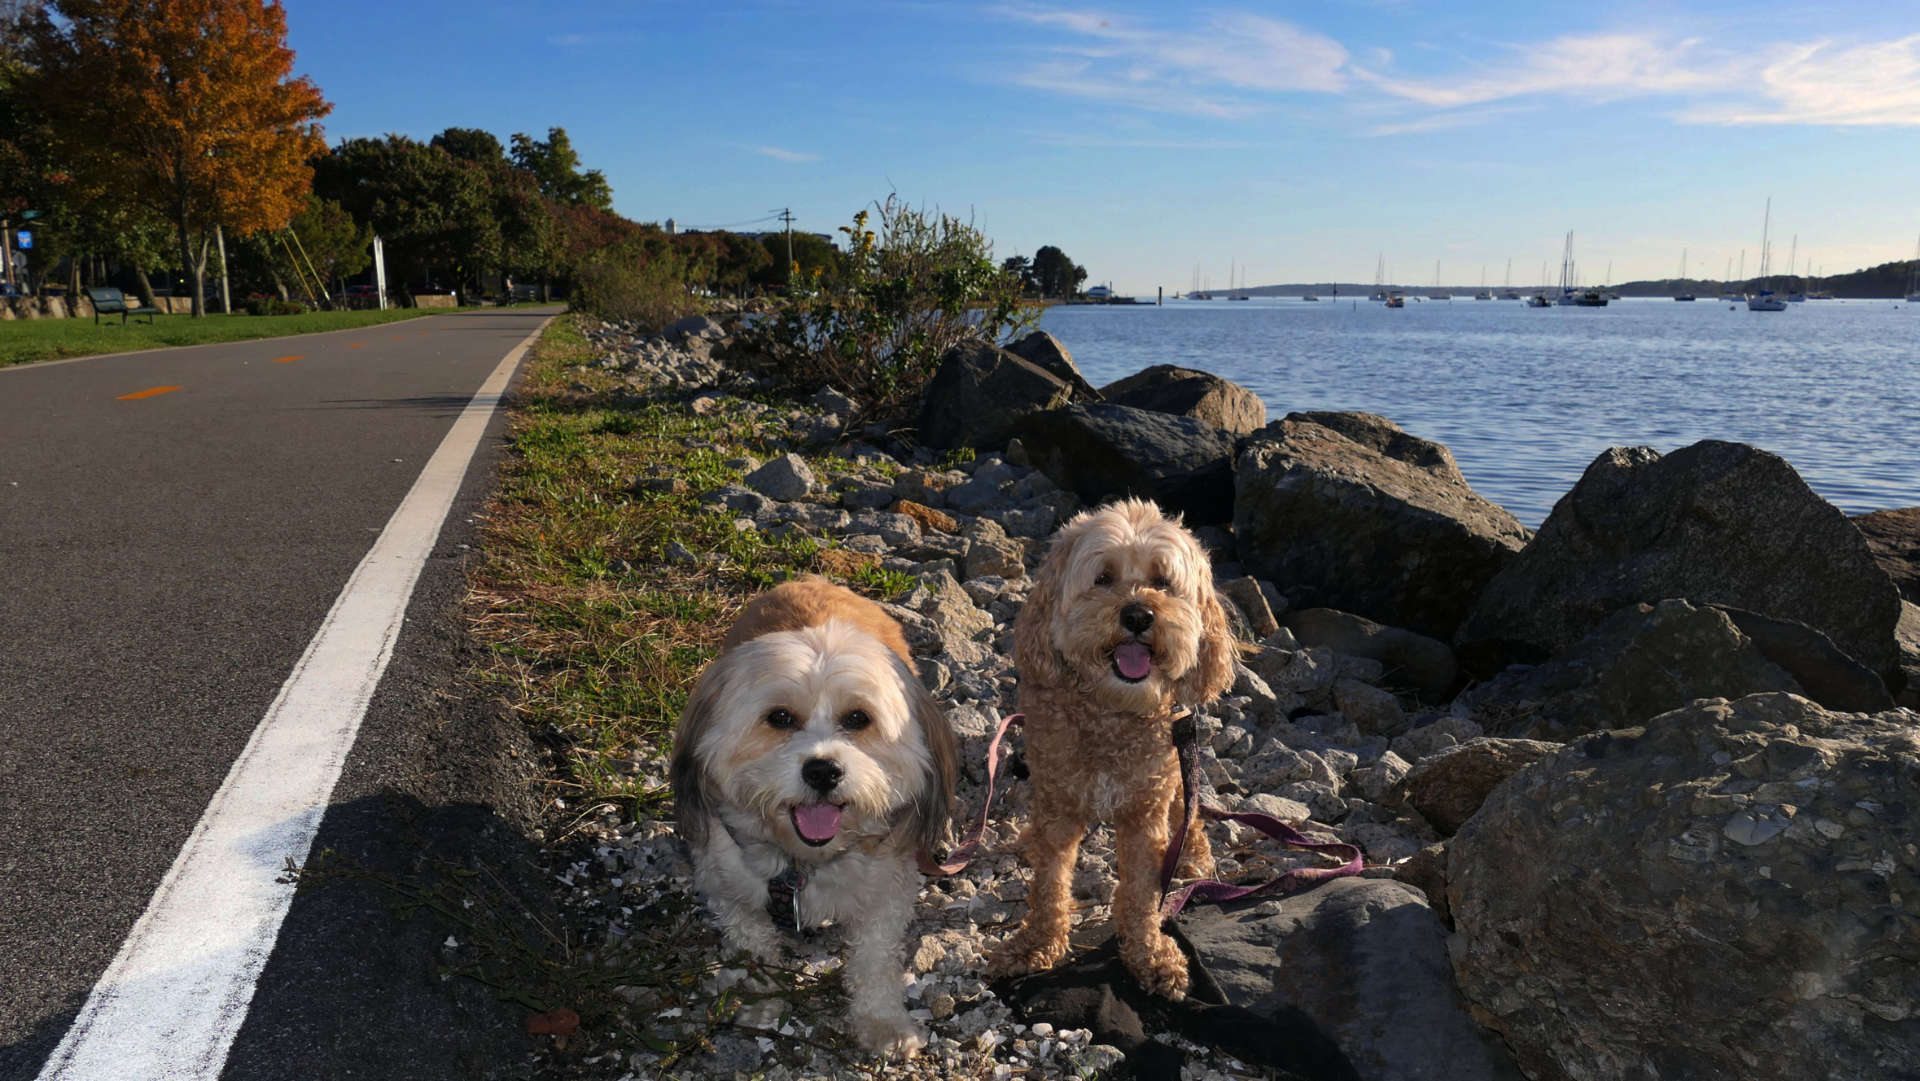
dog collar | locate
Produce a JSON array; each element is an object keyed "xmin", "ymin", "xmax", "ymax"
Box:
[{"xmin": 766, "ymin": 866, "xmax": 806, "ymax": 932}]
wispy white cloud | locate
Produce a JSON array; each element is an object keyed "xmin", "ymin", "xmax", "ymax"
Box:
[
  {"xmin": 753, "ymin": 145, "xmax": 820, "ymax": 163},
  {"xmin": 992, "ymin": 9, "xmax": 1920, "ymax": 131},
  {"xmin": 995, "ymin": 5, "xmax": 1349, "ymax": 116},
  {"xmin": 1352, "ymin": 32, "xmax": 1731, "ymax": 107},
  {"xmin": 1677, "ymin": 35, "xmax": 1920, "ymax": 126},
  {"xmin": 1362, "ymin": 105, "xmax": 1532, "ymax": 137},
  {"xmin": 1020, "ymin": 129, "xmax": 1254, "ymax": 149}
]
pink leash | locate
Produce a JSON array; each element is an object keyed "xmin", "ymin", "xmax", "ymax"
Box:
[{"xmin": 924, "ymin": 710, "xmax": 1364, "ymax": 919}]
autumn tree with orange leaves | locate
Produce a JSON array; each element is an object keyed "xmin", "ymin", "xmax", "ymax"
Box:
[{"xmin": 30, "ymin": 0, "xmax": 328, "ymax": 315}]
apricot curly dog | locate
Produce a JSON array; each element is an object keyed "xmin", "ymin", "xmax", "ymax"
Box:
[{"xmin": 989, "ymin": 498, "xmax": 1236, "ymax": 997}]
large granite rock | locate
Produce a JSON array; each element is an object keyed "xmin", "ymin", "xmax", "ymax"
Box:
[
  {"xmin": 1457, "ymin": 441, "xmax": 1906, "ymax": 690},
  {"xmin": 1395, "ymin": 737, "xmax": 1561, "ymax": 836},
  {"xmin": 1098, "ymin": 365, "xmax": 1266, "ymax": 436},
  {"xmin": 916, "ymin": 339, "xmax": 1074, "ymax": 450},
  {"xmin": 1233, "ymin": 414, "xmax": 1531, "ymax": 641},
  {"xmin": 1853, "ymin": 506, "xmax": 1920, "ymax": 603},
  {"xmin": 1460, "ymin": 599, "xmax": 1803, "ymax": 742},
  {"xmin": 1449, "ymin": 693, "xmax": 1920, "ymax": 1081},
  {"xmin": 1011, "ymin": 403, "xmax": 1236, "ymax": 524},
  {"xmin": 1004, "ymin": 331, "xmax": 1100, "ymax": 402},
  {"xmin": 1180, "ymin": 878, "xmax": 1526, "ymax": 1081},
  {"xmin": 1283, "ymin": 608, "xmax": 1458, "ymax": 702}
]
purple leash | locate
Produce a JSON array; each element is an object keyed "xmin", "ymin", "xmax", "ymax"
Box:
[
  {"xmin": 926, "ymin": 708, "xmax": 1365, "ymax": 921},
  {"xmin": 1157, "ymin": 711, "xmax": 1364, "ymax": 920}
]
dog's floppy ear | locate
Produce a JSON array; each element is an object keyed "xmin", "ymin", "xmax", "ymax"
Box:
[
  {"xmin": 1013, "ymin": 527, "xmax": 1076, "ymax": 689},
  {"xmin": 895, "ymin": 653, "xmax": 956, "ymax": 856},
  {"xmin": 670, "ymin": 654, "xmax": 732, "ymax": 847},
  {"xmin": 1176, "ymin": 574, "xmax": 1237, "ymax": 708}
]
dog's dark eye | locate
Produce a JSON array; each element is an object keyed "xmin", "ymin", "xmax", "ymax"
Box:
[
  {"xmin": 1094, "ymin": 570, "xmax": 1113, "ymax": 587},
  {"xmin": 840, "ymin": 709, "xmax": 871, "ymax": 731},
  {"xmin": 1152, "ymin": 575, "xmax": 1172, "ymax": 590},
  {"xmin": 765, "ymin": 708, "xmax": 797, "ymax": 730}
]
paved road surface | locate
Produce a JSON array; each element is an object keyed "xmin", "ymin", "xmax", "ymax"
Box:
[{"xmin": 0, "ymin": 308, "xmax": 560, "ymax": 1079}]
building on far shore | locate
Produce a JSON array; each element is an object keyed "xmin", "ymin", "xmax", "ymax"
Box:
[{"xmin": 1084, "ymin": 284, "xmax": 1112, "ymax": 301}]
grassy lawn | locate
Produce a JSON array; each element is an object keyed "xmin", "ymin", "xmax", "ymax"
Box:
[
  {"xmin": 470, "ymin": 312, "xmax": 906, "ymax": 815},
  {"xmin": 0, "ymin": 306, "xmax": 444, "ymax": 368}
]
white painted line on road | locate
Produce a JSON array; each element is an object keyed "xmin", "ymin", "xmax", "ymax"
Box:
[{"xmin": 35, "ymin": 317, "xmax": 553, "ymax": 1081}]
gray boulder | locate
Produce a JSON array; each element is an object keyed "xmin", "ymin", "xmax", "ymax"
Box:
[
  {"xmin": 1180, "ymin": 878, "xmax": 1526, "ymax": 1081},
  {"xmin": 1283, "ymin": 608, "xmax": 1458, "ymax": 702},
  {"xmin": 1012, "ymin": 403, "xmax": 1236, "ymax": 524},
  {"xmin": 1395, "ymin": 737, "xmax": 1561, "ymax": 836},
  {"xmin": 1449, "ymin": 693, "xmax": 1920, "ymax": 1081},
  {"xmin": 1853, "ymin": 506, "xmax": 1920, "ymax": 603},
  {"xmin": 1234, "ymin": 414, "xmax": 1530, "ymax": 641},
  {"xmin": 742, "ymin": 453, "xmax": 815, "ymax": 502},
  {"xmin": 1712, "ymin": 604, "xmax": 1895, "ymax": 712},
  {"xmin": 1460, "ymin": 599, "xmax": 1802, "ymax": 742},
  {"xmin": 1004, "ymin": 331, "xmax": 1100, "ymax": 401},
  {"xmin": 1098, "ymin": 364, "xmax": 1266, "ymax": 436},
  {"xmin": 916, "ymin": 340, "xmax": 1075, "ymax": 450},
  {"xmin": 1456, "ymin": 441, "xmax": 1906, "ymax": 691}
]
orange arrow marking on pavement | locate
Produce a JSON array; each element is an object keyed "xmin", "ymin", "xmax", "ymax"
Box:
[
  {"xmin": 347, "ymin": 342, "xmax": 366, "ymax": 349},
  {"xmin": 117, "ymin": 385, "xmax": 182, "ymax": 400},
  {"xmin": 273, "ymin": 355, "xmax": 302, "ymax": 364}
]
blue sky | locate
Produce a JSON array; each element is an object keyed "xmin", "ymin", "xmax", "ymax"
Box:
[{"xmin": 288, "ymin": 1, "xmax": 1920, "ymax": 293}]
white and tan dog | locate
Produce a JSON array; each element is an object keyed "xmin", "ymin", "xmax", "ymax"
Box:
[
  {"xmin": 672, "ymin": 577, "xmax": 956, "ymax": 1056},
  {"xmin": 990, "ymin": 499, "xmax": 1236, "ymax": 997}
]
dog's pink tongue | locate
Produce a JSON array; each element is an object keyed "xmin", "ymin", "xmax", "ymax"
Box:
[
  {"xmin": 1113, "ymin": 641, "xmax": 1154, "ymax": 680},
  {"xmin": 792, "ymin": 803, "xmax": 842, "ymax": 843}
]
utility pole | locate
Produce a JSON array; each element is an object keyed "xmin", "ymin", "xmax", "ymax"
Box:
[{"xmin": 777, "ymin": 207, "xmax": 795, "ymax": 290}]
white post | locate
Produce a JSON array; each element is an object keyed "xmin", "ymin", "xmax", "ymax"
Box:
[
  {"xmin": 215, "ymin": 225, "xmax": 232, "ymax": 314},
  {"xmin": 372, "ymin": 235, "xmax": 388, "ymax": 311}
]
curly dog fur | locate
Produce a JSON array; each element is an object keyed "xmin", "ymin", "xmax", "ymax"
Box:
[{"xmin": 989, "ymin": 499, "xmax": 1236, "ymax": 997}]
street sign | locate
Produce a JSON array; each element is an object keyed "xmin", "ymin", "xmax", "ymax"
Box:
[{"xmin": 15, "ymin": 230, "xmax": 30, "ymax": 249}]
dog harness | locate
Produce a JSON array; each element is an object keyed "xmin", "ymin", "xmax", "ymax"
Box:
[{"xmin": 929, "ymin": 708, "xmax": 1364, "ymax": 918}]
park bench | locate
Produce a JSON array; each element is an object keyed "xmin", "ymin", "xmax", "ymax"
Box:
[{"xmin": 86, "ymin": 286, "xmax": 163, "ymax": 325}]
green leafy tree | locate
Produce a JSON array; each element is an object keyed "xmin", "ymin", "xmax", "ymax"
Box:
[
  {"xmin": 1030, "ymin": 245, "xmax": 1087, "ymax": 299},
  {"xmin": 313, "ymin": 135, "xmax": 493, "ymax": 295},
  {"xmin": 429, "ymin": 126, "xmax": 506, "ymax": 168},
  {"xmin": 510, "ymin": 127, "xmax": 612, "ymax": 210},
  {"xmin": 30, "ymin": 0, "xmax": 330, "ymax": 316},
  {"xmin": 1001, "ymin": 254, "xmax": 1035, "ymax": 296}
]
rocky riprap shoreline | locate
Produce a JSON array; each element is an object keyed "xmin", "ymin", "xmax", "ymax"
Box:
[{"xmin": 546, "ymin": 313, "xmax": 1920, "ymax": 1081}]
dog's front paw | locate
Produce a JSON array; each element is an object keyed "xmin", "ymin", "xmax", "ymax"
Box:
[
  {"xmin": 988, "ymin": 928, "xmax": 1070, "ymax": 977},
  {"xmin": 720, "ymin": 920, "xmax": 783, "ymax": 965},
  {"xmin": 1122, "ymin": 930, "xmax": 1190, "ymax": 1000},
  {"xmin": 851, "ymin": 1011, "xmax": 927, "ymax": 1058}
]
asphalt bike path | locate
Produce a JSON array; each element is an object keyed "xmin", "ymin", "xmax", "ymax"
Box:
[{"xmin": 0, "ymin": 308, "xmax": 560, "ymax": 1079}]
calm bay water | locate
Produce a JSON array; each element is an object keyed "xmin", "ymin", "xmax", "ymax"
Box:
[{"xmin": 1038, "ymin": 296, "xmax": 1919, "ymax": 527}]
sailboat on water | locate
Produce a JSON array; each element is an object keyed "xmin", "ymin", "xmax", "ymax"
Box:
[
  {"xmin": 1428, "ymin": 260, "xmax": 1451, "ymax": 300},
  {"xmin": 1749, "ymin": 199, "xmax": 1787, "ymax": 311},
  {"xmin": 1786, "ymin": 236, "xmax": 1807, "ymax": 302},
  {"xmin": 1500, "ymin": 258, "xmax": 1521, "ymax": 299},
  {"xmin": 1474, "ymin": 267, "xmax": 1492, "ymax": 300},
  {"xmin": 1674, "ymin": 249, "xmax": 1695, "ymax": 301}
]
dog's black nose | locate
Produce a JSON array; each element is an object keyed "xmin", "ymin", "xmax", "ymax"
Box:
[
  {"xmin": 1121, "ymin": 603, "xmax": 1155, "ymax": 634},
  {"xmin": 801, "ymin": 757, "xmax": 843, "ymax": 793}
]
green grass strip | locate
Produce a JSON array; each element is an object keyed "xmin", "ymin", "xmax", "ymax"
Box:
[{"xmin": 0, "ymin": 307, "xmax": 446, "ymax": 368}]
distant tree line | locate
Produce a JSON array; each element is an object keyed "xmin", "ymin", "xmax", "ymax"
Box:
[
  {"xmin": 1003, "ymin": 245, "xmax": 1089, "ymax": 299},
  {"xmin": 0, "ymin": 0, "xmax": 818, "ymax": 314}
]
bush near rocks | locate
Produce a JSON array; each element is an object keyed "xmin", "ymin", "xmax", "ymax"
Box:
[
  {"xmin": 1449, "ymin": 693, "xmax": 1920, "ymax": 1081},
  {"xmin": 1457, "ymin": 440, "xmax": 1905, "ymax": 691}
]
